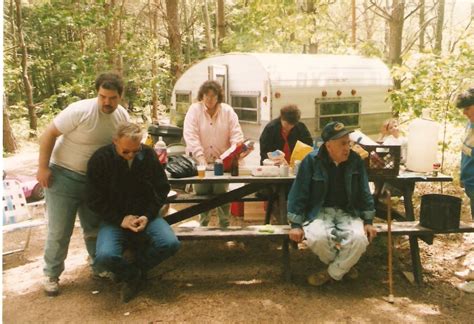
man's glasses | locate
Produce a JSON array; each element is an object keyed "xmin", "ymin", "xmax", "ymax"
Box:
[{"xmin": 122, "ymin": 145, "xmax": 142, "ymax": 155}]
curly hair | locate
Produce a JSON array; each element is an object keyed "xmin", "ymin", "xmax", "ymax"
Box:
[
  {"xmin": 280, "ymin": 104, "xmax": 301, "ymax": 125},
  {"xmin": 95, "ymin": 72, "xmax": 124, "ymax": 96},
  {"xmin": 197, "ymin": 80, "xmax": 224, "ymax": 103}
]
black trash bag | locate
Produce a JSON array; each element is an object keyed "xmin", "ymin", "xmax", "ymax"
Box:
[{"xmin": 166, "ymin": 154, "xmax": 197, "ymax": 178}]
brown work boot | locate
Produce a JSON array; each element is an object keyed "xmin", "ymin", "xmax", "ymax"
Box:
[
  {"xmin": 345, "ymin": 267, "xmax": 359, "ymax": 280},
  {"xmin": 307, "ymin": 270, "xmax": 333, "ymax": 286}
]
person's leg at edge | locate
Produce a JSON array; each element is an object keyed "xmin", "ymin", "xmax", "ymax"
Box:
[
  {"xmin": 194, "ymin": 183, "xmax": 212, "ymax": 226},
  {"xmin": 465, "ymin": 188, "xmax": 474, "ymax": 221},
  {"xmin": 327, "ymin": 210, "xmax": 369, "ymax": 281}
]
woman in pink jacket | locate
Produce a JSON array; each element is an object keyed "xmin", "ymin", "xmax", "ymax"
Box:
[{"xmin": 183, "ymin": 80, "xmax": 245, "ymax": 227}]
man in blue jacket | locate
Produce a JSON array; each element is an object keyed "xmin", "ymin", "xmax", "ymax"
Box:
[{"xmin": 287, "ymin": 121, "xmax": 377, "ymax": 286}]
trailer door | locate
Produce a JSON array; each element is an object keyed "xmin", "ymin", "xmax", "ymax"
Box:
[{"xmin": 208, "ymin": 65, "xmax": 229, "ymax": 103}]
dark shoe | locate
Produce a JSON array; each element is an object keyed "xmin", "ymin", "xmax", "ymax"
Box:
[{"xmin": 120, "ymin": 271, "xmax": 144, "ymax": 303}]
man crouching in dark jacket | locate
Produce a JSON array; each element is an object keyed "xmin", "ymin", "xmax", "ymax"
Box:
[{"xmin": 87, "ymin": 122, "xmax": 180, "ymax": 302}]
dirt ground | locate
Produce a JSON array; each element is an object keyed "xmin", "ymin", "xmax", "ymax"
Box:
[{"xmin": 3, "ymin": 141, "xmax": 474, "ymax": 323}]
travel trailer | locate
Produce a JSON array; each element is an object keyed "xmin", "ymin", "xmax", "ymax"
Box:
[{"xmin": 170, "ymin": 53, "xmax": 393, "ymax": 139}]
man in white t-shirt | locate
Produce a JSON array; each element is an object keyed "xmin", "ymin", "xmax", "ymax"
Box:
[{"xmin": 36, "ymin": 73, "xmax": 130, "ymax": 296}]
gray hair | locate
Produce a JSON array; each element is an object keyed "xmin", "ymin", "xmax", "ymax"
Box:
[{"xmin": 113, "ymin": 122, "xmax": 143, "ymax": 142}]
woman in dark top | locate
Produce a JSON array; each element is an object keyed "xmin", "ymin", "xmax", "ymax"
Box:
[{"xmin": 259, "ymin": 104, "xmax": 313, "ymax": 165}]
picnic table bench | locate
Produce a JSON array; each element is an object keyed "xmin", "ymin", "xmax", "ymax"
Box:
[{"xmin": 172, "ymin": 222, "xmax": 474, "ymax": 283}]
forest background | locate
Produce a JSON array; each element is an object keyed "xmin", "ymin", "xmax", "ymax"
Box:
[{"xmin": 3, "ymin": 0, "xmax": 474, "ymax": 170}]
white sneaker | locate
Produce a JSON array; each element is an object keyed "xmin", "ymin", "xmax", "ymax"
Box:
[
  {"xmin": 457, "ymin": 281, "xmax": 474, "ymax": 293},
  {"xmin": 43, "ymin": 277, "xmax": 59, "ymax": 296}
]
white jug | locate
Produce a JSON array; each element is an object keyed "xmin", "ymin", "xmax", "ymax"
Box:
[{"xmin": 406, "ymin": 110, "xmax": 440, "ymax": 172}]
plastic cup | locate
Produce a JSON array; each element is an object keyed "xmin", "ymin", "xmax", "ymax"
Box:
[{"xmin": 197, "ymin": 165, "xmax": 206, "ymax": 178}]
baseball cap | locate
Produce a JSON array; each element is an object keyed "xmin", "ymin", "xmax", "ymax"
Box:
[{"xmin": 321, "ymin": 121, "xmax": 353, "ymax": 142}]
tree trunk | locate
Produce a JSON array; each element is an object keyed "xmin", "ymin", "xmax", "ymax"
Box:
[
  {"xmin": 388, "ymin": 0, "xmax": 404, "ymax": 67},
  {"xmin": 216, "ymin": 0, "xmax": 225, "ymax": 49},
  {"xmin": 181, "ymin": 0, "xmax": 190, "ymax": 64},
  {"xmin": 166, "ymin": 0, "xmax": 183, "ymax": 84},
  {"xmin": 363, "ymin": 0, "xmax": 374, "ymax": 41},
  {"xmin": 201, "ymin": 1, "xmax": 213, "ymax": 52},
  {"xmin": 104, "ymin": 1, "xmax": 116, "ymax": 67},
  {"xmin": 3, "ymin": 95, "xmax": 18, "ymax": 153},
  {"xmin": 434, "ymin": 0, "xmax": 445, "ymax": 54},
  {"xmin": 150, "ymin": 0, "xmax": 160, "ymax": 122},
  {"xmin": 419, "ymin": 0, "xmax": 425, "ymax": 51},
  {"xmin": 15, "ymin": 0, "xmax": 37, "ymax": 137},
  {"xmin": 351, "ymin": 0, "xmax": 356, "ymax": 47}
]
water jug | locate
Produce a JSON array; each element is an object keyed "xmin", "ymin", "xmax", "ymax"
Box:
[
  {"xmin": 154, "ymin": 136, "xmax": 168, "ymax": 165},
  {"xmin": 406, "ymin": 110, "xmax": 440, "ymax": 172}
]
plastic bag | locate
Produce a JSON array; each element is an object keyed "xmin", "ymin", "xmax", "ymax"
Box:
[
  {"xmin": 290, "ymin": 140, "xmax": 313, "ymax": 166},
  {"xmin": 166, "ymin": 155, "xmax": 197, "ymax": 178}
]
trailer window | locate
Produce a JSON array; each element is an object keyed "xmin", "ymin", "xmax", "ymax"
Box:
[
  {"xmin": 231, "ymin": 93, "xmax": 259, "ymax": 123},
  {"xmin": 172, "ymin": 91, "xmax": 191, "ymax": 127},
  {"xmin": 317, "ymin": 100, "xmax": 360, "ymax": 130}
]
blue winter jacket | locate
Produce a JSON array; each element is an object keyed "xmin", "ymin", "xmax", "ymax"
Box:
[{"xmin": 287, "ymin": 145, "xmax": 375, "ymax": 228}]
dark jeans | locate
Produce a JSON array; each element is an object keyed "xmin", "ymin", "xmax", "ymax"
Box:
[{"xmin": 95, "ymin": 217, "xmax": 180, "ymax": 282}]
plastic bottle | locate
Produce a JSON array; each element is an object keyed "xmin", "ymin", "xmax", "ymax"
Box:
[
  {"xmin": 406, "ymin": 109, "xmax": 440, "ymax": 172},
  {"xmin": 230, "ymin": 155, "xmax": 239, "ymax": 176},
  {"xmin": 214, "ymin": 159, "xmax": 224, "ymax": 176},
  {"xmin": 154, "ymin": 136, "xmax": 168, "ymax": 165}
]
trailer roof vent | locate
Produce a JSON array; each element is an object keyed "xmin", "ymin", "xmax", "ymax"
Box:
[
  {"xmin": 336, "ymin": 90, "xmax": 342, "ymax": 96},
  {"xmin": 351, "ymin": 89, "xmax": 357, "ymax": 96},
  {"xmin": 322, "ymin": 90, "xmax": 327, "ymax": 97}
]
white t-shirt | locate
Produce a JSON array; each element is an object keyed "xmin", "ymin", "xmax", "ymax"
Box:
[{"xmin": 51, "ymin": 98, "xmax": 130, "ymax": 174}]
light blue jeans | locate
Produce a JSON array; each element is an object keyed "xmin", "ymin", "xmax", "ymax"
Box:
[
  {"xmin": 43, "ymin": 164, "xmax": 100, "ymax": 278},
  {"xmin": 193, "ymin": 183, "xmax": 230, "ymax": 227},
  {"xmin": 303, "ymin": 207, "xmax": 369, "ymax": 280},
  {"xmin": 95, "ymin": 217, "xmax": 180, "ymax": 282}
]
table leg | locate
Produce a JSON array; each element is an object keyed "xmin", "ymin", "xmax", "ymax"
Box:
[
  {"xmin": 277, "ymin": 185, "xmax": 287, "ymax": 225},
  {"xmin": 282, "ymin": 237, "xmax": 291, "ymax": 282},
  {"xmin": 409, "ymin": 236, "xmax": 423, "ymax": 285}
]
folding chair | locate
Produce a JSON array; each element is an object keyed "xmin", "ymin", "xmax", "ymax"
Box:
[{"xmin": 2, "ymin": 179, "xmax": 46, "ymax": 256}]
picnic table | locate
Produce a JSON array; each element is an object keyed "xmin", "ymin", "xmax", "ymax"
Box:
[{"xmin": 164, "ymin": 170, "xmax": 474, "ymax": 284}]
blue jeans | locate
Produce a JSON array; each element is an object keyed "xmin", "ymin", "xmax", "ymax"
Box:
[
  {"xmin": 44, "ymin": 164, "xmax": 100, "ymax": 278},
  {"xmin": 95, "ymin": 217, "xmax": 180, "ymax": 282},
  {"xmin": 465, "ymin": 188, "xmax": 474, "ymax": 220},
  {"xmin": 194, "ymin": 183, "xmax": 230, "ymax": 227}
]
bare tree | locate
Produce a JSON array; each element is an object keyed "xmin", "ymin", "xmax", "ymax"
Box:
[
  {"xmin": 104, "ymin": 0, "xmax": 126, "ymax": 73},
  {"xmin": 166, "ymin": 0, "xmax": 183, "ymax": 83},
  {"xmin": 15, "ymin": 0, "xmax": 37, "ymax": 137},
  {"xmin": 216, "ymin": 0, "xmax": 225, "ymax": 49},
  {"xmin": 3, "ymin": 95, "xmax": 18, "ymax": 153},
  {"xmin": 369, "ymin": 0, "xmax": 421, "ymax": 67},
  {"xmin": 351, "ymin": 0, "xmax": 356, "ymax": 47},
  {"xmin": 202, "ymin": 0, "xmax": 213, "ymax": 52},
  {"xmin": 150, "ymin": 0, "xmax": 160, "ymax": 121},
  {"xmin": 419, "ymin": 0, "xmax": 425, "ymax": 51},
  {"xmin": 434, "ymin": 0, "xmax": 445, "ymax": 53}
]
